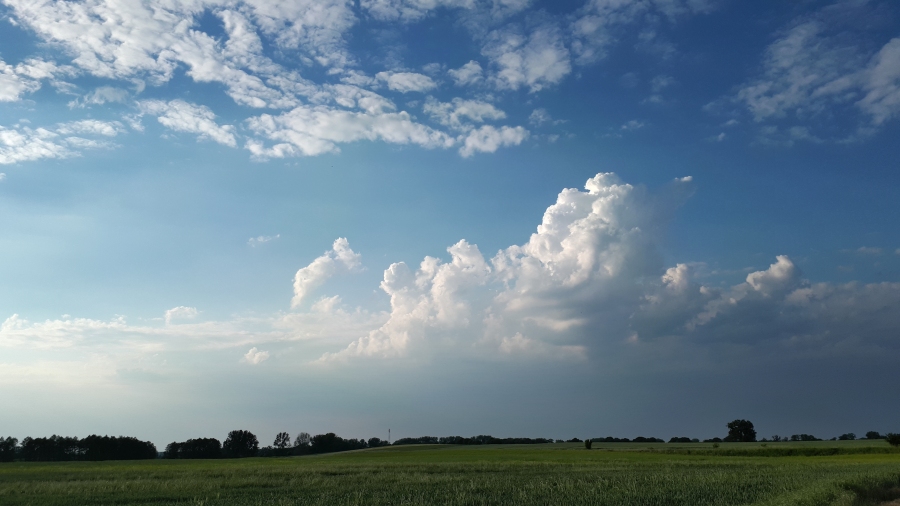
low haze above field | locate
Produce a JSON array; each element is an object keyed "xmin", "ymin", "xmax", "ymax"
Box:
[{"xmin": 1, "ymin": 0, "xmax": 899, "ymax": 447}]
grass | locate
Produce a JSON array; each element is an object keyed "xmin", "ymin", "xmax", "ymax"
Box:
[{"xmin": 1, "ymin": 441, "xmax": 898, "ymax": 505}]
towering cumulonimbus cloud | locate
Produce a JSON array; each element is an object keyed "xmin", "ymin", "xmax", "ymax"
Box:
[
  {"xmin": 311, "ymin": 172, "xmax": 900, "ymax": 364},
  {"xmin": 2, "ymin": 173, "xmax": 900, "ymax": 377},
  {"xmin": 319, "ymin": 172, "xmax": 695, "ymax": 361}
]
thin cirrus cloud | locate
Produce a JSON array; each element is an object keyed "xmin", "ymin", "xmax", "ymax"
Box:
[{"xmin": 570, "ymin": 0, "xmax": 715, "ymax": 65}]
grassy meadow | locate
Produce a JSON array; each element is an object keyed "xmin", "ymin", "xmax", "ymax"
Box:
[{"xmin": 1, "ymin": 440, "xmax": 899, "ymax": 506}]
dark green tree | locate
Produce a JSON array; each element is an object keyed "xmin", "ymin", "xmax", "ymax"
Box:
[
  {"xmin": 865, "ymin": 431, "xmax": 883, "ymax": 440},
  {"xmin": 274, "ymin": 432, "xmax": 290, "ymax": 449},
  {"xmin": 886, "ymin": 433, "xmax": 900, "ymax": 447},
  {"xmin": 293, "ymin": 432, "xmax": 311, "ymax": 447},
  {"xmin": 0, "ymin": 437, "xmax": 17, "ymax": 462},
  {"xmin": 724, "ymin": 419, "xmax": 757, "ymax": 442},
  {"xmin": 20, "ymin": 435, "xmax": 80, "ymax": 461},
  {"xmin": 79, "ymin": 435, "xmax": 157, "ymax": 461},
  {"xmin": 367, "ymin": 437, "xmax": 388, "ymax": 448},
  {"xmin": 223, "ymin": 430, "xmax": 259, "ymax": 458},
  {"xmin": 164, "ymin": 442, "xmax": 181, "ymax": 459},
  {"xmin": 167, "ymin": 438, "xmax": 221, "ymax": 459}
]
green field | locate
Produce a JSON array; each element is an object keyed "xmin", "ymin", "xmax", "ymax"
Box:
[{"xmin": 1, "ymin": 441, "xmax": 899, "ymax": 505}]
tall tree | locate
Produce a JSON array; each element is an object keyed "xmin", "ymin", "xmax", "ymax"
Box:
[
  {"xmin": 274, "ymin": 432, "xmax": 290, "ymax": 449},
  {"xmin": 724, "ymin": 420, "xmax": 757, "ymax": 442},
  {"xmin": 0, "ymin": 437, "xmax": 17, "ymax": 462},
  {"xmin": 223, "ymin": 430, "xmax": 259, "ymax": 458},
  {"xmin": 293, "ymin": 432, "xmax": 311, "ymax": 447}
]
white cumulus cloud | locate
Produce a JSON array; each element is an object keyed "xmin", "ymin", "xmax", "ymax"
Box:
[
  {"xmin": 376, "ymin": 71, "xmax": 438, "ymax": 93},
  {"xmin": 322, "ymin": 172, "xmax": 693, "ymax": 361},
  {"xmin": 243, "ymin": 347, "xmax": 270, "ymax": 364},
  {"xmin": 292, "ymin": 238, "xmax": 362, "ymax": 308},
  {"xmin": 482, "ymin": 23, "xmax": 571, "ymax": 92},
  {"xmin": 458, "ymin": 125, "xmax": 528, "ymax": 157},
  {"xmin": 0, "ymin": 122, "xmax": 119, "ymax": 165},
  {"xmin": 447, "ymin": 60, "xmax": 484, "ymax": 86},
  {"xmin": 0, "ymin": 58, "xmax": 72, "ymax": 102},
  {"xmin": 313, "ymin": 172, "xmax": 900, "ymax": 366},
  {"xmin": 56, "ymin": 119, "xmax": 124, "ymax": 137},
  {"xmin": 69, "ymin": 86, "xmax": 131, "ymax": 108},
  {"xmin": 246, "ymin": 104, "xmax": 454, "ymax": 157},
  {"xmin": 164, "ymin": 306, "xmax": 199, "ymax": 325},
  {"xmin": 139, "ymin": 100, "xmax": 237, "ymax": 147},
  {"xmin": 423, "ymin": 97, "xmax": 506, "ymax": 131}
]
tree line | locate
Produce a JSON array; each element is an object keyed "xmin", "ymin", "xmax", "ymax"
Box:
[
  {"xmin": 0, "ymin": 435, "xmax": 156, "ymax": 462},
  {"xmin": 715, "ymin": 420, "xmax": 900, "ymax": 444},
  {"xmin": 3, "ymin": 422, "xmax": 898, "ymax": 462},
  {"xmin": 392, "ymin": 435, "xmax": 555, "ymax": 445},
  {"xmin": 164, "ymin": 430, "xmax": 385, "ymax": 459}
]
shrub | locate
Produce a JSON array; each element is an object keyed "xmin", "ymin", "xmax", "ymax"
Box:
[
  {"xmin": 790, "ymin": 434, "xmax": 821, "ymax": 442},
  {"xmin": 885, "ymin": 433, "xmax": 900, "ymax": 447},
  {"xmin": 633, "ymin": 437, "xmax": 664, "ymax": 443}
]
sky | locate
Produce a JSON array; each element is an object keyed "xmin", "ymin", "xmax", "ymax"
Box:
[{"xmin": 1, "ymin": 0, "xmax": 899, "ymax": 449}]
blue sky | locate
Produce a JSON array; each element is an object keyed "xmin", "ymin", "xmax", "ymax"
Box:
[{"xmin": 1, "ymin": 0, "xmax": 899, "ymax": 447}]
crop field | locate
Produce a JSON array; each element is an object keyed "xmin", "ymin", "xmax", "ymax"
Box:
[{"xmin": 1, "ymin": 441, "xmax": 899, "ymax": 506}]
